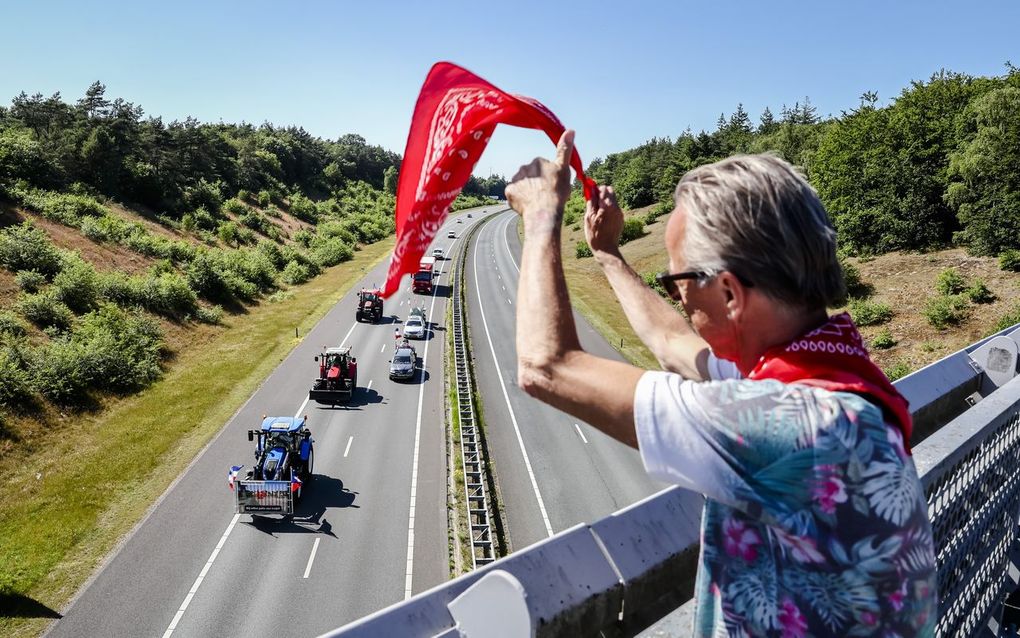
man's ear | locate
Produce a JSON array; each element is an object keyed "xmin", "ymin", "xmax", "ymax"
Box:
[{"xmin": 719, "ymin": 272, "xmax": 747, "ymax": 320}]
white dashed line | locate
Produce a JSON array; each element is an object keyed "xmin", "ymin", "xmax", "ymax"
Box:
[
  {"xmin": 380, "ymin": 344, "xmax": 385, "ymax": 353},
  {"xmin": 302, "ymin": 538, "xmax": 321, "ymax": 579},
  {"xmin": 573, "ymin": 423, "xmax": 588, "ymax": 444},
  {"xmin": 367, "ymin": 379, "xmax": 373, "ymax": 390},
  {"xmin": 162, "ymin": 513, "xmax": 240, "ymax": 637},
  {"xmin": 344, "ymin": 436, "xmax": 353, "ymax": 458}
]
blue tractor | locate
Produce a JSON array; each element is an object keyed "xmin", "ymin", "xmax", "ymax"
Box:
[{"xmin": 230, "ymin": 416, "xmax": 314, "ymax": 515}]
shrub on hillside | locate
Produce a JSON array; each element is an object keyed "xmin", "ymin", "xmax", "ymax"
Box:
[
  {"xmin": 848, "ymin": 298, "xmax": 893, "ymax": 326},
  {"xmin": 0, "ymin": 223, "xmax": 63, "ymax": 277},
  {"xmin": 240, "ymin": 209, "xmax": 270, "ymax": 234},
  {"xmin": 53, "ymin": 255, "xmax": 100, "ymax": 313},
  {"xmin": 31, "ymin": 338, "xmax": 93, "ymax": 404},
  {"xmin": 235, "ymin": 227, "xmax": 257, "ymax": 246},
  {"xmin": 576, "ymin": 241, "xmax": 593, "ymax": 258},
  {"xmin": 217, "ymin": 221, "xmax": 240, "ymax": 246},
  {"xmin": 923, "ymin": 294, "xmax": 971, "ymax": 329},
  {"xmin": 642, "ymin": 271, "xmax": 669, "ymax": 298},
  {"xmin": 1000, "ymin": 250, "xmax": 1020, "ymax": 272},
  {"xmin": 0, "ymin": 345, "xmax": 34, "ymax": 408},
  {"xmin": 289, "ymin": 194, "xmax": 318, "ymax": 223},
  {"xmin": 187, "ymin": 251, "xmax": 232, "ymax": 301},
  {"xmin": 15, "ymin": 269, "xmax": 46, "ymax": 293},
  {"xmin": 195, "ymin": 304, "xmax": 224, "ymax": 325},
  {"xmin": 994, "ymin": 303, "xmax": 1020, "ymax": 333},
  {"xmin": 257, "ymin": 190, "xmax": 272, "ymax": 207},
  {"xmin": 317, "ymin": 220, "xmax": 358, "ymax": 245},
  {"xmin": 966, "ymin": 280, "xmax": 995, "ymax": 304},
  {"xmin": 19, "ymin": 290, "xmax": 74, "ymax": 330},
  {"xmin": 236, "ymin": 189, "xmax": 251, "ymax": 203},
  {"xmin": 183, "ymin": 179, "xmax": 224, "ymax": 213},
  {"xmin": 74, "ymin": 304, "xmax": 164, "ymax": 392},
  {"xmin": 871, "ymin": 328, "xmax": 896, "ymax": 349},
  {"xmin": 190, "ymin": 207, "xmax": 219, "ymax": 231},
  {"xmin": 935, "ymin": 268, "xmax": 966, "ymax": 295},
  {"xmin": 884, "ymin": 360, "xmax": 912, "ymax": 382},
  {"xmin": 221, "ymin": 198, "xmax": 248, "ymax": 216},
  {"xmin": 137, "ymin": 272, "xmax": 199, "ymax": 317},
  {"xmin": 281, "ymin": 260, "xmax": 312, "ymax": 285},
  {"xmin": 0, "ymin": 311, "xmax": 28, "ymax": 337},
  {"xmin": 311, "ymin": 237, "xmax": 354, "ymax": 267},
  {"xmin": 293, "ymin": 229, "xmax": 313, "ymax": 247},
  {"xmin": 620, "ymin": 217, "xmax": 646, "ymax": 245},
  {"xmin": 257, "ymin": 241, "xmax": 286, "ymax": 269},
  {"xmin": 18, "ymin": 189, "xmax": 106, "ymax": 225}
]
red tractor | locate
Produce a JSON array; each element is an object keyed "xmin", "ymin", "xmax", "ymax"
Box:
[
  {"xmin": 356, "ymin": 288, "xmax": 383, "ymax": 323},
  {"xmin": 309, "ymin": 346, "xmax": 357, "ymax": 406}
]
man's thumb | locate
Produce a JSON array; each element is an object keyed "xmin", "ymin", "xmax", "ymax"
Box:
[{"xmin": 556, "ymin": 129, "xmax": 575, "ymax": 170}]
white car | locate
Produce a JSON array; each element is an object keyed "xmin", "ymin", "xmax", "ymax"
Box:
[
  {"xmin": 432, "ymin": 247, "xmax": 444, "ymax": 260},
  {"xmin": 403, "ymin": 314, "xmax": 427, "ymax": 339}
]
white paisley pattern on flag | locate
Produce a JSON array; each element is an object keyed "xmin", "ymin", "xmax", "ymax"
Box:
[{"xmin": 383, "ymin": 62, "xmax": 597, "ymax": 297}]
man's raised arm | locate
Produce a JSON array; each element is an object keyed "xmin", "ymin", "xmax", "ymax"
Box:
[
  {"xmin": 507, "ymin": 131, "xmax": 644, "ymax": 449},
  {"xmin": 584, "ymin": 188, "xmax": 711, "ymax": 381}
]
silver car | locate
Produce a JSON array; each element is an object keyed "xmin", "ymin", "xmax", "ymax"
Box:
[
  {"xmin": 403, "ymin": 314, "xmax": 427, "ymax": 339},
  {"xmin": 389, "ymin": 345, "xmax": 417, "ymax": 381}
]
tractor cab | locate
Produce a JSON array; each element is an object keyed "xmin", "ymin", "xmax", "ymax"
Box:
[
  {"xmin": 356, "ymin": 288, "xmax": 384, "ymax": 322},
  {"xmin": 310, "ymin": 346, "xmax": 357, "ymax": 406}
]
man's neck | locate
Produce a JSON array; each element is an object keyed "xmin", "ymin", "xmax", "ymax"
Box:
[{"xmin": 736, "ymin": 305, "xmax": 828, "ymax": 375}]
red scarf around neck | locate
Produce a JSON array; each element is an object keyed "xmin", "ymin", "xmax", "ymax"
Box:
[{"xmin": 747, "ymin": 312, "xmax": 913, "ymax": 450}]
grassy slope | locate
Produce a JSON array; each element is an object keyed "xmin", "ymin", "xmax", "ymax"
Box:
[{"xmin": 0, "ymin": 237, "xmax": 393, "ymax": 637}]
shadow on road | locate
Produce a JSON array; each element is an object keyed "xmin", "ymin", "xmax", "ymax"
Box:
[
  {"xmin": 0, "ymin": 592, "xmax": 62, "ymax": 619},
  {"xmin": 244, "ymin": 474, "xmax": 357, "ymax": 537}
]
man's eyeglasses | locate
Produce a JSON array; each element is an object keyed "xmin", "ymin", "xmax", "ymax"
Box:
[{"xmin": 655, "ymin": 270, "xmax": 754, "ymax": 301}]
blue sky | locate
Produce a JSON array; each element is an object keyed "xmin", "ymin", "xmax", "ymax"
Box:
[{"xmin": 2, "ymin": 1, "xmax": 1017, "ymax": 178}]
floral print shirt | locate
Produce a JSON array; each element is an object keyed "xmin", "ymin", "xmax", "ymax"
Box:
[{"xmin": 634, "ymin": 368, "xmax": 937, "ymax": 637}]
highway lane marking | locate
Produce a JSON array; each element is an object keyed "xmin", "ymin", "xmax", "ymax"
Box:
[
  {"xmin": 472, "ymin": 224, "xmax": 554, "ymax": 538},
  {"xmin": 344, "ymin": 436, "xmax": 353, "ymax": 458},
  {"xmin": 367, "ymin": 379, "xmax": 374, "ymax": 390},
  {"xmin": 302, "ymin": 538, "xmax": 321, "ymax": 579},
  {"xmin": 405, "ymin": 228, "xmax": 459, "ymax": 600},
  {"xmin": 163, "ymin": 317, "xmax": 361, "ymax": 636},
  {"xmin": 573, "ymin": 423, "xmax": 589, "ymax": 444},
  {"xmin": 502, "ymin": 214, "xmax": 521, "ymax": 274},
  {"xmin": 162, "ymin": 513, "xmax": 241, "ymax": 637},
  {"xmin": 381, "ymin": 344, "xmax": 386, "ymax": 353},
  {"xmin": 507, "ymin": 298, "xmax": 512, "ymax": 304}
]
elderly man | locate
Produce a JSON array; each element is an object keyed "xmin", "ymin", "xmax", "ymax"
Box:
[{"xmin": 506, "ymin": 131, "xmax": 937, "ymax": 637}]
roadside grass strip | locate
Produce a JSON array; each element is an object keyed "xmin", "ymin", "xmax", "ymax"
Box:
[{"xmin": 0, "ymin": 238, "xmax": 394, "ymax": 638}]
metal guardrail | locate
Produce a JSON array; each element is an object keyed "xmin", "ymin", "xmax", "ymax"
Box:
[
  {"xmin": 319, "ymin": 314, "xmax": 1020, "ymax": 636},
  {"xmin": 450, "ymin": 226, "xmax": 495, "ymax": 569}
]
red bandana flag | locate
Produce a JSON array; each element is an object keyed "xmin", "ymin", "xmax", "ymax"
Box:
[{"xmin": 382, "ymin": 61, "xmax": 597, "ymax": 297}]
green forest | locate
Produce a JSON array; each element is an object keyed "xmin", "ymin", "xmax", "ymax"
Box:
[
  {"xmin": 0, "ymin": 82, "xmax": 504, "ymax": 427},
  {"xmin": 579, "ymin": 66, "xmax": 1020, "ymax": 261}
]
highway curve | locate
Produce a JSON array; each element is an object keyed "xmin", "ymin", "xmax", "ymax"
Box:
[
  {"xmin": 464, "ymin": 210, "xmax": 699, "ymax": 550},
  {"xmin": 45, "ymin": 207, "xmax": 501, "ymax": 638}
]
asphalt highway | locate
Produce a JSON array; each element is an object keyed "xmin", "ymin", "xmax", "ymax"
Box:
[
  {"xmin": 464, "ymin": 211, "xmax": 695, "ymax": 551},
  {"xmin": 45, "ymin": 206, "xmax": 502, "ymax": 638}
]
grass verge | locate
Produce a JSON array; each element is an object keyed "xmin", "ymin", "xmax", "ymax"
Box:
[{"xmin": 0, "ymin": 237, "xmax": 394, "ymax": 637}]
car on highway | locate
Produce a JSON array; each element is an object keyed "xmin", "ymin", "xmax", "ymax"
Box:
[
  {"xmin": 432, "ymin": 247, "xmax": 444, "ymax": 259},
  {"xmin": 457, "ymin": 218, "xmax": 462, "ymax": 223},
  {"xmin": 403, "ymin": 309, "xmax": 427, "ymax": 339},
  {"xmin": 389, "ymin": 342, "xmax": 417, "ymax": 381},
  {"xmin": 467, "ymin": 213, "xmax": 472, "ymax": 218},
  {"xmin": 447, "ymin": 231, "xmax": 456, "ymax": 239}
]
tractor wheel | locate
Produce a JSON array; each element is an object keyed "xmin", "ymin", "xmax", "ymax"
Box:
[{"xmin": 304, "ymin": 448, "xmax": 314, "ymax": 482}]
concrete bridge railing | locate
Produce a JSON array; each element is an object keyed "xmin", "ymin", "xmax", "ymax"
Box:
[{"xmin": 320, "ymin": 324, "xmax": 1020, "ymax": 638}]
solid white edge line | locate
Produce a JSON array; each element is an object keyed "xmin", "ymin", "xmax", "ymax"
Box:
[
  {"xmin": 502, "ymin": 214, "xmax": 521, "ymax": 273},
  {"xmin": 162, "ymin": 513, "xmax": 240, "ymax": 637},
  {"xmin": 474, "ymin": 215, "xmax": 554, "ymax": 537},
  {"xmin": 404, "ymin": 227, "xmax": 460, "ymax": 599},
  {"xmin": 164, "ymin": 319, "xmax": 359, "ymax": 636},
  {"xmin": 302, "ymin": 537, "xmax": 321, "ymax": 579},
  {"xmin": 344, "ymin": 436, "xmax": 353, "ymax": 458},
  {"xmin": 573, "ymin": 423, "xmax": 589, "ymax": 444}
]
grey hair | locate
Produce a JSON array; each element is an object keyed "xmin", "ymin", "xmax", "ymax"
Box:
[{"xmin": 674, "ymin": 153, "xmax": 845, "ymax": 310}]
